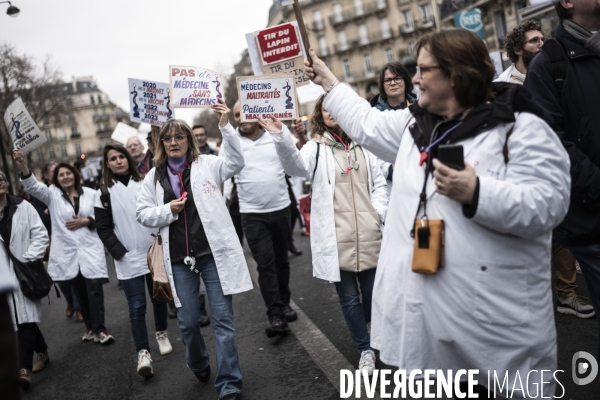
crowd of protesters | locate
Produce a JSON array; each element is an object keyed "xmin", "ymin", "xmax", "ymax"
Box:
[{"xmin": 1, "ymin": 2, "xmax": 599, "ymax": 399}]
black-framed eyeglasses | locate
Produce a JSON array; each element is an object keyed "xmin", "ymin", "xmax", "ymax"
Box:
[
  {"xmin": 383, "ymin": 77, "xmax": 404, "ymax": 86},
  {"xmin": 526, "ymin": 37, "xmax": 545, "ymax": 45},
  {"xmin": 162, "ymin": 134, "xmax": 187, "ymax": 143}
]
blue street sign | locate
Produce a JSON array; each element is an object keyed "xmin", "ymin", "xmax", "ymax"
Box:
[{"xmin": 454, "ymin": 8, "xmax": 485, "ymax": 40}]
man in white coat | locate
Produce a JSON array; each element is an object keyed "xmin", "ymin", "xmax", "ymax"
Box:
[
  {"xmin": 230, "ymin": 102, "xmax": 296, "ymax": 338},
  {"xmin": 495, "ymin": 20, "xmax": 545, "ymax": 84}
]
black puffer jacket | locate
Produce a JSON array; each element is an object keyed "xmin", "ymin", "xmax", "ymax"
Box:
[{"xmin": 525, "ymin": 23, "xmax": 600, "ymax": 245}]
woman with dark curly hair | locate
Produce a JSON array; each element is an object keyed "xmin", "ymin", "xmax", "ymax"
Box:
[{"xmin": 496, "ymin": 20, "xmax": 544, "ymax": 84}]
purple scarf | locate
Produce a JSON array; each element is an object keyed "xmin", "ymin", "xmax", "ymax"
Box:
[{"xmin": 167, "ymin": 156, "xmax": 187, "ymax": 198}]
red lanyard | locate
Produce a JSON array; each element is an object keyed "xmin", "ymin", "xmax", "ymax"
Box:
[
  {"xmin": 168, "ymin": 163, "xmax": 192, "ymax": 260},
  {"xmin": 330, "ymin": 131, "xmax": 350, "ymax": 152}
]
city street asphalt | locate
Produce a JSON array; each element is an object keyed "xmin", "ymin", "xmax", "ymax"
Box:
[{"xmin": 21, "ymin": 228, "xmax": 600, "ymax": 400}]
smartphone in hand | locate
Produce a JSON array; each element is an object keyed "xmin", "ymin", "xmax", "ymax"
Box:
[{"xmin": 437, "ymin": 144, "xmax": 465, "ymax": 171}]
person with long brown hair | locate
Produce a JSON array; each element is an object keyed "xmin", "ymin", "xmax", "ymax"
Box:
[
  {"xmin": 257, "ymin": 94, "xmax": 388, "ymax": 375},
  {"xmin": 305, "ymin": 28, "xmax": 571, "ymax": 395},
  {"xmin": 94, "ymin": 144, "xmax": 171, "ymax": 378},
  {"xmin": 136, "ymin": 99, "xmax": 250, "ymax": 400},
  {"xmin": 14, "ymin": 150, "xmax": 114, "ymax": 346}
]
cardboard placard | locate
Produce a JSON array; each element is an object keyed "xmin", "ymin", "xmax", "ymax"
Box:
[
  {"xmin": 236, "ymin": 75, "xmax": 297, "ymax": 122},
  {"xmin": 256, "ymin": 22, "xmax": 302, "ymax": 65},
  {"xmin": 3, "ymin": 97, "xmax": 47, "ymax": 154},
  {"xmin": 245, "ymin": 21, "xmax": 310, "ymax": 88},
  {"xmin": 128, "ymin": 78, "xmax": 173, "ymax": 127},
  {"xmin": 169, "ymin": 65, "xmax": 223, "ymax": 108}
]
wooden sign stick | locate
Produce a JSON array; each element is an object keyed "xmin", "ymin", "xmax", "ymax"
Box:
[{"xmin": 293, "ymin": 0, "xmax": 312, "ymax": 66}]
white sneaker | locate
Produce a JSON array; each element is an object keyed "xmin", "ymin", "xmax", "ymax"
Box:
[
  {"xmin": 557, "ymin": 295, "xmax": 595, "ymax": 318},
  {"xmin": 358, "ymin": 349, "xmax": 376, "ymax": 376},
  {"xmin": 82, "ymin": 329, "xmax": 94, "ymax": 342},
  {"xmin": 575, "ymin": 260, "xmax": 582, "ymax": 275},
  {"xmin": 94, "ymin": 331, "xmax": 115, "ymax": 345},
  {"xmin": 156, "ymin": 331, "xmax": 172, "ymax": 355},
  {"xmin": 137, "ymin": 350, "xmax": 154, "ymax": 378}
]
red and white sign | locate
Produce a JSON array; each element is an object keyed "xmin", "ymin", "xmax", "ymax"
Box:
[{"xmin": 256, "ymin": 23, "xmax": 302, "ymax": 65}]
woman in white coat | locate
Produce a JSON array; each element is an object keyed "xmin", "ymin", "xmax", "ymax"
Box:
[
  {"xmin": 0, "ymin": 170, "xmax": 49, "ymax": 390},
  {"xmin": 14, "ymin": 150, "xmax": 114, "ymax": 345},
  {"xmin": 136, "ymin": 99, "xmax": 251, "ymax": 400},
  {"xmin": 95, "ymin": 144, "xmax": 171, "ymax": 378},
  {"xmin": 305, "ymin": 29, "xmax": 571, "ymax": 397},
  {"xmin": 258, "ymin": 95, "xmax": 388, "ymax": 375}
]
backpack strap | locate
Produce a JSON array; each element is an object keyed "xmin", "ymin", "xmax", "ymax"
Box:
[
  {"xmin": 312, "ymin": 143, "xmax": 320, "ymax": 181},
  {"xmin": 502, "ymin": 114, "xmax": 519, "ymax": 164},
  {"xmin": 99, "ymin": 185, "xmax": 111, "ymax": 213},
  {"xmin": 541, "ymin": 39, "xmax": 567, "ymax": 96}
]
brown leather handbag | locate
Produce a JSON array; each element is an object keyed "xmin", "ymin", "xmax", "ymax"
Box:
[
  {"xmin": 411, "ymin": 218, "xmax": 445, "ymax": 275},
  {"xmin": 147, "ymin": 232, "xmax": 173, "ymax": 303}
]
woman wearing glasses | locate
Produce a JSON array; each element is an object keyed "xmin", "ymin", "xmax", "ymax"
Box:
[
  {"xmin": 257, "ymin": 95, "xmax": 388, "ymax": 376},
  {"xmin": 305, "ymin": 29, "xmax": 570, "ymax": 396},
  {"xmin": 136, "ymin": 99, "xmax": 250, "ymax": 400}
]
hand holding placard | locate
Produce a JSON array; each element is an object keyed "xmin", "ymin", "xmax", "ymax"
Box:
[
  {"xmin": 211, "ymin": 98, "xmax": 231, "ymax": 128},
  {"xmin": 304, "ymin": 48, "xmax": 337, "ymax": 89}
]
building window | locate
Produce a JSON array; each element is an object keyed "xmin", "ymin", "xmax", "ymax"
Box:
[
  {"xmin": 102, "ymin": 107, "xmax": 106, "ymax": 116},
  {"xmin": 380, "ymin": 18, "xmax": 391, "ymax": 38},
  {"xmin": 358, "ymin": 24, "xmax": 368, "ymax": 44},
  {"xmin": 49, "ymin": 147, "xmax": 55, "ymax": 159},
  {"xmin": 407, "ymin": 40, "xmax": 416, "ymax": 56},
  {"xmin": 97, "ymin": 123, "xmax": 103, "ymax": 132},
  {"xmin": 338, "ymin": 30, "xmax": 348, "ymax": 50},
  {"xmin": 364, "ymin": 54, "xmax": 373, "ymax": 75},
  {"xmin": 377, "ymin": 0, "xmax": 386, "ymax": 9},
  {"xmin": 314, "ymin": 10, "xmax": 323, "ymax": 29},
  {"xmin": 98, "ymin": 94, "xmax": 103, "ymax": 104},
  {"xmin": 94, "ymin": 107, "xmax": 98, "ymax": 116},
  {"xmin": 56, "ymin": 128, "xmax": 65, "ymax": 140},
  {"xmin": 333, "ymin": 3, "xmax": 342, "ymax": 22},
  {"xmin": 90, "ymin": 95, "xmax": 95, "ymax": 105},
  {"xmin": 385, "ymin": 47, "xmax": 395, "ymax": 62},
  {"xmin": 354, "ymin": 0, "xmax": 363, "ymax": 16},
  {"xmin": 495, "ymin": 11, "xmax": 507, "ymax": 48},
  {"xmin": 71, "ymin": 126, "xmax": 79, "ymax": 137},
  {"xmin": 343, "ymin": 59, "xmax": 353, "ymax": 79},
  {"xmin": 45, "ymin": 130, "xmax": 52, "ymax": 141},
  {"xmin": 319, "ymin": 37, "xmax": 328, "ymax": 56},
  {"xmin": 421, "ymin": 4, "xmax": 432, "ymax": 23},
  {"xmin": 60, "ymin": 145, "xmax": 67, "ymax": 158},
  {"xmin": 403, "ymin": 10, "xmax": 414, "ymax": 30},
  {"xmin": 75, "ymin": 143, "xmax": 81, "ymax": 155}
]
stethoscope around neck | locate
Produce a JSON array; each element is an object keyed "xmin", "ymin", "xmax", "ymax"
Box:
[{"xmin": 326, "ymin": 131, "xmax": 359, "ymax": 175}]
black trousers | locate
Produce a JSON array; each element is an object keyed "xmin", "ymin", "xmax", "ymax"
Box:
[
  {"xmin": 70, "ymin": 271, "xmax": 106, "ymax": 334},
  {"xmin": 242, "ymin": 206, "xmax": 291, "ymax": 320},
  {"xmin": 17, "ymin": 323, "xmax": 47, "ymax": 371},
  {"xmin": 229, "ymin": 202, "xmax": 244, "ymax": 245},
  {"xmin": 0, "ymin": 295, "xmax": 18, "ymax": 399}
]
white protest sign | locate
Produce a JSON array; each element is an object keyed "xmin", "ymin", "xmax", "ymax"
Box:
[
  {"xmin": 111, "ymin": 122, "xmax": 140, "ymax": 145},
  {"xmin": 3, "ymin": 97, "xmax": 47, "ymax": 154},
  {"xmin": 169, "ymin": 66, "xmax": 223, "ymax": 108},
  {"xmin": 489, "ymin": 51, "xmax": 504, "ymax": 80},
  {"xmin": 128, "ymin": 78, "xmax": 173, "ymax": 127},
  {"xmin": 236, "ymin": 75, "xmax": 297, "ymax": 122}
]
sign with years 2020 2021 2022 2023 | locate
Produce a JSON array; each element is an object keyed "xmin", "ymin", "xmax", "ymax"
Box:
[
  {"xmin": 236, "ymin": 74, "xmax": 298, "ymax": 123},
  {"xmin": 128, "ymin": 78, "xmax": 174, "ymax": 127}
]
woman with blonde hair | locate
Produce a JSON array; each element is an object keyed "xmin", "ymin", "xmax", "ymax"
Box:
[
  {"xmin": 136, "ymin": 99, "xmax": 251, "ymax": 400},
  {"xmin": 257, "ymin": 94, "xmax": 388, "ymax": 375}
]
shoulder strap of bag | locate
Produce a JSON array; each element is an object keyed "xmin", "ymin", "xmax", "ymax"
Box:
[
  {"xmin": 312, "ymin": 143, "xmax": 320, "ymax": 181},
  {"xmin": 541, "ymin": 39, "xmax": 567, "ymax": 96},
  {"xmin": 502, "ymin": 115, "xmax": 519, "ymax": 164},
  {"xmin": 99, "ymin": 185, "xmax": 111, "ymax": 213}
]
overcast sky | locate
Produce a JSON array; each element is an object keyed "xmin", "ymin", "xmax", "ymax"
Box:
[{"xmin": 1, "ymin": 0, "xmax": 275, "ymax": 125}]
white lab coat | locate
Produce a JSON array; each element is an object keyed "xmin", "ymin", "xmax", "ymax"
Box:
[
  {"xmin": 324, "ymin": 84, "xmax": 570, "ymax": 395},
  {"xmin": 95, "ymin": 179, "xmax": 156, "ymax": 280},
  {"xmin": 136, "ymin": 123, "xmax": 252, "ymax": 307},
  {"xmin": 0, "ymin": 197, "xmax": 49, "ymax": 330},
  {"xmin": 269, "ymin": 125, "xmax": 388, "ymax": 282},
  {"xmin": 494, "ymin": 64, "xmax": 516, "ymax": 83},
  {"xmin": 21, "ymin": 175, "xmax": 108, "ymax": 281}
]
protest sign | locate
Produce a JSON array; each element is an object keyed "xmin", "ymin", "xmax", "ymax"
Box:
[
  {"xmin": 246, "ymin": 21, "xmax": 310, "ymax": 87},
  {"xmin": 236, "ymin": 75, "xmax": 297, "ymax": 122},
  {"xmin": 169, "ymin": 66, "xmax": 223, "ymax": 108},
  {"xmin": 3, "ymin": 97, "xmax": 46, "ymax": 154},
  {"xmin": 128, "ymin": 78, "xmax": 173, "ymax": 127},
  {"xmin": 111, "ymin": 122, "xmax": 141, "ymax": 145}
]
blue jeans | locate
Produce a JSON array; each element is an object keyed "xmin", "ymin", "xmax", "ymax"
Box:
[
  {"xmin": 334, "ymin": 268, "xmax": 376, "ymax": 353},
  {"xmin": 171, "ymin": 254, "xmax": 242, "ymax": 398},
  {"xmin": 568, "ymin": 242, "xmax": 600, "ymax": 361},
  {"xmin": 58, "ymin": 280, "xmax": 80, "ymax": 311},
  {"xmin": 120, "ymin": 273, "xmax": 168, "ymax": 354}
]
